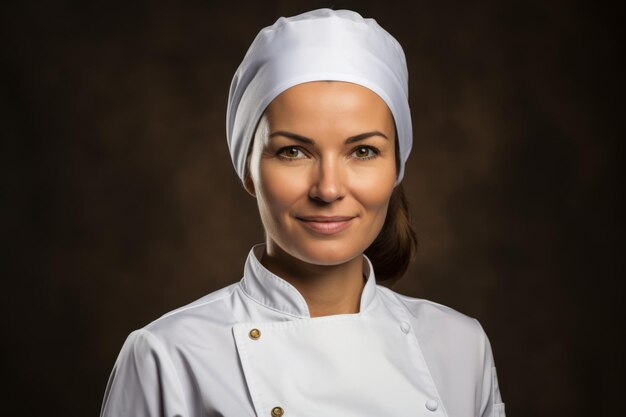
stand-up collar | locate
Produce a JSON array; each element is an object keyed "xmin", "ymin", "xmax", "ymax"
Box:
[{"xmin": 239, "ymin": 243, "xmax": 378, "ymax": 318}]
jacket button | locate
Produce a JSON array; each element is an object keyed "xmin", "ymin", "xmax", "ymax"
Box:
[
  {"xmin": 425, "ymin": 398, "xmax": 439, "ymax": 411},
  {"xmin": 271, "ymin": 406, "xmax": 284, "ymax": 416},
  {"xmin": 249, "ymin": 328, "xmax": 261, "ymax": 340},
  {"xmin": 400, "ymin": 321, "xmax": 411, "ymax": 334}
]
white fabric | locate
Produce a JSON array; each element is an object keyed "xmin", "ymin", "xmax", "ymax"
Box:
[
  {"xmin": 101, "ymin": 244, "xmax": 505, "ymax": 417},
  {"xmin": 226, "ymin": 8, "xmax": 413, "ymax": 184}
]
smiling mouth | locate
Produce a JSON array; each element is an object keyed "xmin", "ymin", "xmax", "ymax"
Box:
[{"xmin": 295, "ymin": 216, "xmax": 355, "ymax": 234}]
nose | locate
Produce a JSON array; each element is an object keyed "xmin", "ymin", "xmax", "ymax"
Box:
[{"xmin": 308, "ymin": 157, "xmax": 345, "ymax": 203}]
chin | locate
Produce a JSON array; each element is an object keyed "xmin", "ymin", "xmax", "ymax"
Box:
[{"xmin": 289, "ymin": 239, "xmax": 367, "ymax": 266}]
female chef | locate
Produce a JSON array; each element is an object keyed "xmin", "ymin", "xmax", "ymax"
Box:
[{"xmin": 100, "ymin": 8, "xmax": 505, "ymax": 417}]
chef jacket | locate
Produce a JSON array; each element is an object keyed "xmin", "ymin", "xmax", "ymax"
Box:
[{"xmin": 100, "ymin": 243, "xmax": 506, "ymax": 417}]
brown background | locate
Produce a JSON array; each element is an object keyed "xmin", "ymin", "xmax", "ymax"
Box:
[{"xmin": 2, "ymin": 0, "xmax": 622, "ymax": 416}]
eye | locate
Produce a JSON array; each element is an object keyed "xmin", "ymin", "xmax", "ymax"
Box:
[
  {"xmin": 277, "ymin": 146, "xmax": 307, "ymax": 160},
  {"xmin": 351, "ymin": 146, "xmax": 379, "ymax": 160}
]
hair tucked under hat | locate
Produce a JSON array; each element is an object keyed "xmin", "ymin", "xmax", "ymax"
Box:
[
  {"xmin": 226, "ymin": 8, "xmax": 417, "ymax": 283},
  {"xmin": 226, "ymin": 8, "xmax": 413, "ymax": 184}
]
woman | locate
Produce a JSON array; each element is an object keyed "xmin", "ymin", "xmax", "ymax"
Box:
[{"xmin": 100, "ymin": 8, "xmax": 505, "ymax": 417}]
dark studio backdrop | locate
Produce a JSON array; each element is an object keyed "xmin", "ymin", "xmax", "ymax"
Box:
[{"xmin": 2, "ymin": 0, "xmax": 622, "ymax": 416}]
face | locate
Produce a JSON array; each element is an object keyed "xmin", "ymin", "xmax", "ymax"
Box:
[{"xmin": 245, "ymin": 81, "xmax": 397, "ymax": 266}]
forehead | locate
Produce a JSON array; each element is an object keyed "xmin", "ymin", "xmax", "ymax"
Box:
[{"xmin": 265, "ymin": 81, "xmax": 394, "ymax": 128}]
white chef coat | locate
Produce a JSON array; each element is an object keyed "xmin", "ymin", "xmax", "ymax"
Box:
[{"xmin": 100, "ymin": 243, "xmax": 506, "ymax": 417}]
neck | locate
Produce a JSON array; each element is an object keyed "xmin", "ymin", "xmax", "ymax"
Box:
[{"xmin": 260, "ymin": 242, "xmax": 366, "ymax": 318}]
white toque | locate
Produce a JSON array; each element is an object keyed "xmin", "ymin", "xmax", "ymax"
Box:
[{"xmin": 226, "ymin": 8, "xmax": 412, "ymax": 184}]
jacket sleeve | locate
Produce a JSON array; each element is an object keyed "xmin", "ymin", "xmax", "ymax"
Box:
[
  {"xmin": 475, "ymin": 319, "xmax": 506, "ymax": 417},
  {"xmin": 100, "ymin": 329, "xmax": 189, "ymax": 417}
]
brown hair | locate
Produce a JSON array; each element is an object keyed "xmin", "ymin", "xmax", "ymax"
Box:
[
  {"xmin": 244, "ymin": 113, "xmax": 417, "ymax": 286},
  {"xmin": 364, "ymin": 182, "xmax": 417, "ymax": 286}
]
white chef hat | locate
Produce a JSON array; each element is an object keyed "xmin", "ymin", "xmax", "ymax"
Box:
[{"xmin": 226, "ymin": 8, "xmax": 412, "ymax": 184}]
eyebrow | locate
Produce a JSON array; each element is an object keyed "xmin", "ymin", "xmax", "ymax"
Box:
[{"xmin": 268, "ymin": 130, "xmax": 388, "ymax": 144}]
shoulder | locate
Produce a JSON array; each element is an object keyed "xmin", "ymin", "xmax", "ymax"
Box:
[
  {"xmin": 377, "ymin": 285, "xmax": 488, "ymax": 351},
  {"xmin": 140, "ymin": 282, "xmax": 240, "ymax": 348},
  {"xmin": 378, "ymin": 285, "xmax": 481, "ymax": 329},
  {"xmin": 152, "ymin": 282, "xmax": 238, "ymax": 322}
]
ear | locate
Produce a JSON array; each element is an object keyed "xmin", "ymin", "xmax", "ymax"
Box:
[{"xmin": 243, "ymin": 173, "xmax": 256, "ymax": 198}]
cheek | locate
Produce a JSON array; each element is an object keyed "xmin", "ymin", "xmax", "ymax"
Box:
[
  {"xmin": 359, "ymin": 186, "xmax": 394, "ymax": 220},
  {"xmin": 256, "ymin": 162, "xmax": 308, "ymax": 219},
  {"xmin": 351, "ymin": 165, "xmax": 396, "ymax": 212}
]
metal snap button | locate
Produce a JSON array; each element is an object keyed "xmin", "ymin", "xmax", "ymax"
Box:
[
  {"xmin": 271, "ymin": 406, "xmax": 284, "ymax": 416},
  {"xmin": 249, "ymin": 328, "xmax": 261, "ymax": 340}
]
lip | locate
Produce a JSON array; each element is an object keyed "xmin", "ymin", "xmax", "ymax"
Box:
[{"xmin": 295, "ymin": 215, "xmax": 355, "ymax": 235}]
